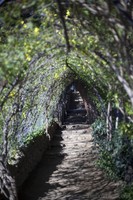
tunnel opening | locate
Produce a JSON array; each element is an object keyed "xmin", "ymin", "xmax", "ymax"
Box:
[
  {"xmin": 18, "ymin": 80, "xmax": 122, "ymax": 200},
  {"xmin": 63, "ymin": 87, "xmax": 88, "ymax": 125},
  {"xmin": 55, "ymin": 79, "xmax": 98, "ymax": 127}
]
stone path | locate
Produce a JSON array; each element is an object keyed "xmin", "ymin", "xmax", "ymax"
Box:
[{"xmin": 20, "ymin": 92, "xmax": 122, "ymax": 200}]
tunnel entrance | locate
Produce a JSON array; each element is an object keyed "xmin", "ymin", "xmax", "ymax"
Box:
[
  {"xmin": 63, "ymin": 89, "xmax": 87, "ymax": 125},
  {"xmin": 19, "ymin": 84, "xmax": 122, "ymax": 200},
  {"xmin": 56, "ymin": 81, "xmax": 97, "ymax": 127}
]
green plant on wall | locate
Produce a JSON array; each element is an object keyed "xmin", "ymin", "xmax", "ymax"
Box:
[{"xmin": 0, "ymin": 0, "xmax": 133, "ymax": 199}]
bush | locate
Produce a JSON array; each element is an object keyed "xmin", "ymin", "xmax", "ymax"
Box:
[
  {"xmin": 92, "ymin": 118, "xmax": 133, "ymax": 182},
  {"xmin": 120, "ymin": 184, "xmax": 133, "ymax": 200}
]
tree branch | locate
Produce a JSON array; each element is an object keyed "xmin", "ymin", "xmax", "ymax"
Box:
[{"xmin": 56, "ymin": 0, "xmax": 71, "ymax": 53}]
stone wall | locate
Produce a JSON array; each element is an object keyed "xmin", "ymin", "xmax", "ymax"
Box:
[{"xmin": 8, "ymin": 121, "xmax": 60, "ymax": 188}]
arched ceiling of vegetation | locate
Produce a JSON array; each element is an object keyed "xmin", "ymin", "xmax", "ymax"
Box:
[
  {"xmin": 0, "ymin": 0, "xmax": 133, "ymax": 158},
  {"xmin": 0, "ymin": 0, "xmax": 133, "ymax": 101}
]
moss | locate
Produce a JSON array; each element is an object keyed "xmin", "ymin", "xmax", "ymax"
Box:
[
  {"xmin": 120, "ymin": 184, "xmax": 133, "ymax": 200},
  {"xmin": 22, "ymin": 127, "xmax": 45, "ymax": 146},
  {"xmin": 8, "ymin": 127, "xmax": 46, "ymax": 164}
]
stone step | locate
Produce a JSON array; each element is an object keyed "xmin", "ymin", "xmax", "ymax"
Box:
[
  {"xmin": 19, "ymin": 91, "xmax": 122, "ymax": 200},
  {"xmin": 64, "ymin": 124, "xmax": 90, "ymax": 130},
  {"xmin": 65, "ymin": 118, "xmax": 86, "ymax": 123},
  {"xmin": 67, "ymin": 108, "xmax": 86, "ymax": 115}
]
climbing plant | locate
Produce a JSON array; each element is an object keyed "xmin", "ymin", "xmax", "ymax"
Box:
[{"xmin": 0, "ymin": 0, "xmax": 133, "ymax": 199}]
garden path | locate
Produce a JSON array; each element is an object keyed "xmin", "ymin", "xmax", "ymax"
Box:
[{"xmin": 20, "ymin": 91, "xmax": 122, "ymax": 200}]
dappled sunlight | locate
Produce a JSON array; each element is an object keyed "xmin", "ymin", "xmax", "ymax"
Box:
[
  {"xmin": 0, "ymin": 1, "xmax": 133, "ymax": 199},
  {"xmin": 21, "ymin": 126, "xmax": 122, "ymax": 200},
  {"xmin": 20, "ymin": 90, "xmax": 122, "ymax": 200}
]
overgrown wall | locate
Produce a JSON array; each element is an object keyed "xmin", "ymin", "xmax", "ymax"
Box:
[{"xmin": 8, "ymin": 121, "xmax": 60, "ymax": 188}]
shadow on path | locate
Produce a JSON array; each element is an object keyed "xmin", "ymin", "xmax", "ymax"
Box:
[
  {"xmin": 19, "ymin": 130, "xmax": 65, "ymax": 200},
  {"xmin": 19, "ymin": 91, "xmax": 123, "ymax": 200},
  {"xmin": 19, "ymin": 126, "xmax": 122, "ymax": 200}
]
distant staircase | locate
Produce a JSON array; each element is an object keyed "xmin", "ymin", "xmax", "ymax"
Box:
[{"xmin": 64, "ymin": 91, "xmax": 87, "ymax": 125}]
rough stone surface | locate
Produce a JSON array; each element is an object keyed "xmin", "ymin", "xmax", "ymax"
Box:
[{"xmin": 9, "ymin": 121, "xmax": 60, "ymax": 188}]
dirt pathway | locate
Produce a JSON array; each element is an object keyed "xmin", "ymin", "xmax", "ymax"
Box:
[
  {"xmin": 20, "ymin": 92, "xmax": 122, "ymax": 200},
  {"xmin": 20, "ymin": 125, "xmax": 122, "ymax": 200}
]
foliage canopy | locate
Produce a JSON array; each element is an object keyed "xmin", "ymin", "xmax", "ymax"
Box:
[{"xmin": 0, "ymin": 0, "xmax": 133, "ymax": 198}]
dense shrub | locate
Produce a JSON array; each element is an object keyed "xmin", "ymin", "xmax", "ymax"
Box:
[
  {"xmin": 120, "ymin": 184, "xmax": 133, "ymax": 200},
  {"xmin": 92, "ymin": 118, "xmax": 133, "ymax": 182}
]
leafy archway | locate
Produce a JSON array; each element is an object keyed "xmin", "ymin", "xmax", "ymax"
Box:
[{"xmin": 0, "ymin": 0, "xmax": 133, "ymax": 199}]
